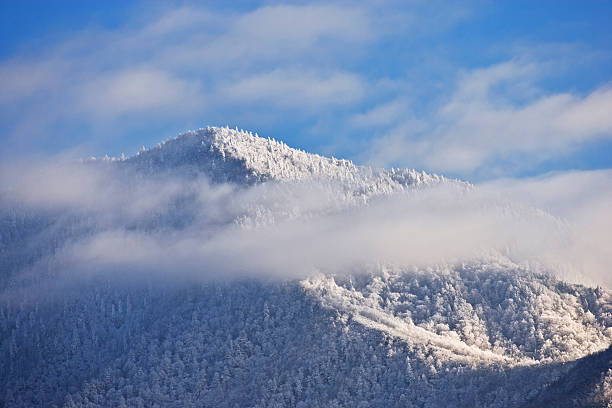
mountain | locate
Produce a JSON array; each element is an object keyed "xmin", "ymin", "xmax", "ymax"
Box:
[
  {"xmin": 521, "ymin": 344, "xmax": 612, "ymax": 407},
  {"xmin": 125, "ymin": 126, "xmax": 446, "ymax": 189},
  {"xmin": 0, "ymin": 126, "xmax": 610, "ymax": 407}
]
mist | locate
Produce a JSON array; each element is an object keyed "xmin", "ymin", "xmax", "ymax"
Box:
[{"xmin": 1, "ymin": 158, "xmax": 610, "ymax": 293}]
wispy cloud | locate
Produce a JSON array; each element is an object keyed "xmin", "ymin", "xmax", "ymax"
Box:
[
  {"xmin": 77, "ymin": 68, "xmax": 203, "ymax": 118},
  {"xmin": 198, "ymin": 5, "xmax": 374, "ymax": 65},
  {"xmin": 0, "ymin": 3, "xmax": 378, "ymax": 156},
  {"xmin": 365, "ymin": 60, "xmax": 612, "ymax": 177},
  {"xmin": 221, "ymin": 69, "xmax": 365, "ymax": 109},
  {"xmin": 349, "ymin": 98, "xmax": 410, "ymax": 128},
  {"xmin": 1, "ymin": 1, "xmax": 610, "ymax": 179}
]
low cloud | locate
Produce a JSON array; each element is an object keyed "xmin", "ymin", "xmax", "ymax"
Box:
[
  {"xmin": 2, "ymin": 158, "xmax": 610, "ymax": 291},
  {"xmin": 0, "ymin": 3, "xmax": 610, "ymax": 293}
]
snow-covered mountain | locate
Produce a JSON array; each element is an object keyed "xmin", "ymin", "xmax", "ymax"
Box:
[
  {"xmin": 1, "ymin": 126, "xmax": 610, "ymax": 407},
  {"xmin": 125, "ymin": 126, "xmax": 445, "ymax": 189}
]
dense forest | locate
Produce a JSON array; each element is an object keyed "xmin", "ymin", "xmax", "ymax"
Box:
[{"xmin": 1, "ymin": 127, "xmax": 610, "ymax": 407}]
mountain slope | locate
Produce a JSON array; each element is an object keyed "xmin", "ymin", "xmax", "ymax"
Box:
[
  {"xmin": 2, "ymin": 266, "xmax": 609, "ymax": 407},
  {"xmin": 521, "ymin": 344, "xmax": 612, "ymax": 407},
  {"xmin": 0, "ymin": 126, "xmax": 610, "ymax": 407},
  {"xmin": 124, "ymin": 126, "xmax": 447, "ymax": 192}
]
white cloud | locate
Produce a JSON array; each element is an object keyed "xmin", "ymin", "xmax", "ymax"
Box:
[
  {"xmin": 116, "ymin": 4, "xmax": 375, "ymax": 74},
  {"xmin": 77, "ymin": 68, "xmax": 203, "ymax": 117},
  {"xmin": 557, "ymin": 86, "xmax": 612, "ymax": 136},
  {"xmin": 481, "ymin": 169, "xmax": 612, "ymax": 287},
  {"xmin": 139, "ymin": 7, "xmax": 215, "ymax": 37},
  {"xmin": 0, "ymin": 58, "xmax": 68, "ymax": 104},
  {"xmin": 1, "ymin": 2, "xmax": 610, "ymax": 181},
  {"xmin": 221, "ymin": 69, "xmax": 365, "ymax": 109},
  {"xmin": 169, "ymin": 5, "xmax": 374, "ymax": 68},
  {"xmin": 349, "ymin": 98, "xmax": 409, "ymax": 127},
  {"xmin": 55, "ymin": 172, "xmax": 612, "ymax": 289},
  {"xmin": 3, "ymin": 156, "xmax": 610, "ymax": 288},
  {"xmin": 0, "ymin": 3, "xmax": 381, "ymax": 153},
  {"xmin": 366, "ymin": 60, "xmax": 612, "ymax": 176}
]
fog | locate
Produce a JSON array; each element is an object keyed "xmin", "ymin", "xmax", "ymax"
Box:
[{"xmin": 1, "ymin": 159, "xmax": 610, "ymax": 291}]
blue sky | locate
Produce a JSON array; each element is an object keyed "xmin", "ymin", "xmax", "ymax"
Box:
[{"xmin": 1, "ymin": 0, "xmax": 611, "ymax": 181}]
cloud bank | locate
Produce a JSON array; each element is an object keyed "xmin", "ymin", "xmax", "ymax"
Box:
[
  {"xmin": 2, "ymin": 159, "xmax": 610, "ymax": 291},
  {"xmin": 0, "ymin": 2, "xmax": 610, "ymax": 297}
]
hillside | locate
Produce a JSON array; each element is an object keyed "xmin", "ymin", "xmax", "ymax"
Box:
[
  {"xmin": 0, "ymin": 127, "xmax": 610, "ymax": 407},
  {"xmin": 125, "ymin": 126, "xmax": 445, "ymax": 189},
  {"xmin": 521, "ymin": 344, "xmax": 612, "ymax": 407}
]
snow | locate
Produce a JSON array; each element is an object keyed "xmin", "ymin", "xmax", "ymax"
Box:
[
  {"xmin": 1, "ymin": 125, "xmax": 610, "ymax": 407},
  {"xmin": 127, "ymin": 126, "xmax": 451, "ymax": 199}
]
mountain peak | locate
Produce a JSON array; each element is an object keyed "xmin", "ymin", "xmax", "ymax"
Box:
[{"xmin": 126, "ymin": 125, "xmax": 448, "ymax": 193}]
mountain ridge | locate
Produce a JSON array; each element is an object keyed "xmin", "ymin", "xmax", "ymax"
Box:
[{"xmin": 112, "ymin": 126, "xmax": 451, "ymax": 193}]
